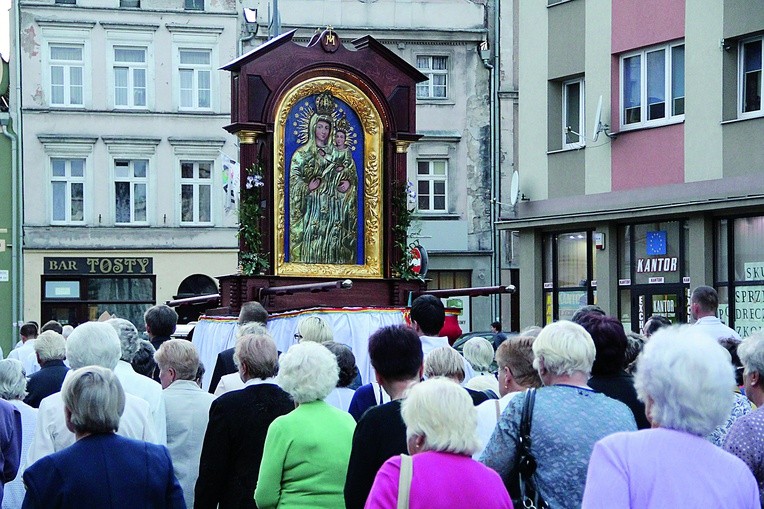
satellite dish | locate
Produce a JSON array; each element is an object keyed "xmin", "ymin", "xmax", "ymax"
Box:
[
  {"xmin": 591, "ymin": 95, "xmax": 603, "ymax": 142},
  {"xmin": 509, "ymin": 170, "xmax": 520, "ymax": 206}
]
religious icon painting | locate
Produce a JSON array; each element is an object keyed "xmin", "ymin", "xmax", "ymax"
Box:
[{"xmin": 273, "ymin": 77, "xmax": 384, "ymax": 278}]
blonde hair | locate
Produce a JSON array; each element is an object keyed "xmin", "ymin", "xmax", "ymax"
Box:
[
  {"xmin": 532, "ymin": 321, "xmax": 595, "ymax": 377},
  {"xmin": 424, "ymin": 346, "xmax": 465, "ymax": 382},
  {"xmin": 153, "ymin": 339, "xmax": 199, "ymax": 381},
  {"xmin": 463, "ymin": 337, "xmax": 494, "ymax": 371},
  {"xmin": 296, "ymin": 316, "xmax": 334, "ymax": 344}
]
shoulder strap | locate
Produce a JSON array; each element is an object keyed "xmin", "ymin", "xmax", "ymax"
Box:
[
  {"xmin": 397, "ymin": 454, "xmax": 413, "ymax": 509},
  {"xmin": 519, "ymin": 388, "xmax": 536, "ymax": 441}
]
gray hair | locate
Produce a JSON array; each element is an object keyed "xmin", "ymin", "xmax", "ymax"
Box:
[
  {"xmin": 107, "ymin": 318, "xmax": 141, "ymax": 362},
  {"xmin": 62, "ymin": 325, "xmax": 74, "ymax": 339},
  {"xmin": 401, "ymin": 377, "xmax": 480, "ymax": 455},
  {"xmin": 0, "ymin": 359, "xmax": 27, "ymax": 400},
  {"xmin": 635, "ymin": 326, "xmax": 734, "ymax": 436},
  {"xmin": 66, "ymin": 322, "xmax": 122, "ymax": 370},
  {"xmin": 153, "ymin": 339, "xmax": 199, "ymax": 381},
  {"xmin": 277, "ymin": 342, "xmax": 338, "ymax": 404},
  {"xmin": 237, "ymin": 321, "xmax": 268, "ymax": 339},
  {"xmin": 532, "ymin": 321, "xmax": 596, "ymax": 377},
  {"xmin": 63, "ymin": 366, "xmax": 125, "ymax": 434},
  {"xmin": 739, "ymin": 334, "xmax": 764, "ymax": 377},
  {"xmin": 238, "ymin": 301, "xmax": 268, "ymax": 326},
  {"xmin": 424, "ymin": 346, "xmax": 465, "ymax": 382},
  {"xmin": 34, "ymin": 330, "xmax": 66, "ymax": 362},
  {"xmin": 234, "ymin": 332, "xmax": 279, "ymax": 380},
  {"xmin": 462, "ymin": 337, "xmax": 495, "ymax": 371},
  {"xmin": 296, "ymin": 316, "xmax": 333, "ymax": 344}
]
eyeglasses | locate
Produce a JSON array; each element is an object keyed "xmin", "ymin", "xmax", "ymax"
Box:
[{"xmin": 294, "ymin": 333, "xmax": 303, "ymax": 341}]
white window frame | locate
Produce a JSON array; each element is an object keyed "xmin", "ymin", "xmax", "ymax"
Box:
[
  {"xmin": 563, "ymin": 78, "xmax": 585, "ymax": 149},
  {"xmin": 41, "ymin": 26, "xmax": 92, "ymax": 109},
  {"xmin": 179, "ymin": 160, "xmax": 214, "ymax": 225},
  {"xmin": 113, "ymin": 46, "xmax": 148, "ymax": 109},
  {"xmin": 416, "ymin": 55, "xmax": 449, "ymax": 100},
  {"xmin": 48, "ymin": 43, "xmax": 85, "ymax": 107},
  {"xmin": 178, "ymin": 48, "xmax": 212, "ymax": 111},
  {"xmin": 114, "ymin": 159, "xmax": 150, "ymax": 225},
  {"xmin": 416, "ymin": 159, "xmax": 448, "ymax": 213},
  {"xmin": 39, "ymin": 135, "xmax": 96, "ymax": 226},
  {"xmin": 50, "ymin": 158, "xmax": 86, "ymax": 224},
  {"xmin": 106, "ymin": 29, "xmax": 155, "ymax": 110},
  {"xmin": 738, "ymin": 37, "xmax": 763, "ymax": 119},
  {"xmin": 619, "ymin": 41, "xmax": 685, "ymax": 130}
]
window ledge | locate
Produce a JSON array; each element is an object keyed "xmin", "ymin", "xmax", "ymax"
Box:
[
  {"xmin": 614, "ymin": 117, "xmax": 684, "ymax": 135},
  {"xmin": 547, "ymin": 146, "xmax": 585, "ymax": 155},
  {"xmin": 416, "ymin": 99, "xmax": 456, "ymax": 106},
  {"xmin": 414, "ymin": 213, "xmax": 461, "ymax": 221},
  {"xmin": 721, "ymin": 113, "xmax": 764, "ymax": 125},
  {"xmin": 547, "ymin": 0, "xmax": 576, "ymax": 7}
]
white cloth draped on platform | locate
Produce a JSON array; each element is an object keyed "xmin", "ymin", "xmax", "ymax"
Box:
[{"xmin": 193, "ymin": 307, "xmax": 405, "ymax": 391}]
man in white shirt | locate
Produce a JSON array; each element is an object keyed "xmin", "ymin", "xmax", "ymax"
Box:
[
  {"xmin": 8, "ymin": 323, "xmax": 37, "ymax": 369},
  {"xmin": 155, "ymin": 339, "xmax": 215, "ymax": 509},
  {"xmin": 27, "ymin": 322, "xmax": 157, "ymax": 465},
  {"xmin": 691, "ymin": 285, "xmax": 742, "ymax": 342},
  {"xmin": 409, "ymin": 295, "xmax": 475, "ymax": 383},
  {"xmin": 108, "ymin": 318, "xmax": 167, "ymax": 444}
]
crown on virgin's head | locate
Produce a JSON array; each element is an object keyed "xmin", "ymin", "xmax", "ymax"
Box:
[{"xmin": 315, "ymin": 91, "xmax": 334, "ymax": 116}]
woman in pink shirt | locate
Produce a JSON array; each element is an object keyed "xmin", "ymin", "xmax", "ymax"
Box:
[{"xmin": 365, "ymin": 378, "xmax": 512, "ymax": 509}]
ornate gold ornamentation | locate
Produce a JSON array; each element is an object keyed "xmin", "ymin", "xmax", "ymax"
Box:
[
  {"xmin": 236, "ymin": 130, "xmax": 261, "ymax": 145},
  {"xmin": 273, "ymin": 77, "xmax": 384, "ymax": 278}
]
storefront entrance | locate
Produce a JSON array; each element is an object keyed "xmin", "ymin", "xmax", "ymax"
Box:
[{"xmin": 628, "ymin": 286, "xmax": 689, "ymax": 333}]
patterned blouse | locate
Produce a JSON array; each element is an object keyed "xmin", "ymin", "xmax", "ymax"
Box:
[
  {"xmin": 707, "ymin": 391, "xmax": 752, "ymax": 447},
  {"xmin": 480, "ymin": 385, "xmax": 637, "ymax": 509},
  {"xmin": 724, "ymin": 406, "xmax": 764, "ymax": 507}
]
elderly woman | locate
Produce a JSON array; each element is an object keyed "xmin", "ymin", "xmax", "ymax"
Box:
[
  {"xmin": 22, "ymin": 366, "xmax": 185, "ymax": 508},
  {"xmin": 425, "ymin": 346, "xmax": 488, "ymax": 406},
  {"xmin": 473, "ymin": 336, "xmax": 541, "ymax": 459},
  {"xmin": 294, "ymin": 316, "xmax": 333, "ymax": 344},
  {"xmin": 255, "ymin": 341, "xmax": 355, "ymax": 509},
  {"xmin": 24, "ymin": 331, "xmax": 68, "ymax": 408},
  {"xmin": 481, "ymin": 321, "xmax": 636, "ymax": 508},
  {"xmin": 196, "ymin": 330, "xmax": 293, "ymax": 509},
  {"xmin": 365, "ymin": 378, "xmax": 511, "ymax": 509},
  {"xmin": 323, "ymin": 342, "xmax": 358, "ymax": 412},
  {"xmin": 583, "ymin": 327, "xmax": 760, "ymax": 508},
  {"xmin": 464, "ymin": 337, "xmax": 500, "ymax": 397},
  {"xmin": 154, "ymin": 339, "xmax": 214, "ymax": 509},
  {"xmin": 0, "ymin": 359, "xmax": 35, "ymax": 509}
]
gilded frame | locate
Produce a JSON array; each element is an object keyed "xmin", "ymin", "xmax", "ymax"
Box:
[{"xmin": 273, "ymin": 77, "xmax": 384, "ymax": 278}]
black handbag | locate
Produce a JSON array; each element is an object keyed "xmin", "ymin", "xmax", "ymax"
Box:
[{"xmin": 512, "ymin": 388, "xmax": 549, "ymax": 509}]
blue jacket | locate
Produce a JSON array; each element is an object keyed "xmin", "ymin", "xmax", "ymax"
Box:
[{"xmin": 22, "ymin": 433, "xmax": 185, "ymax": 509}]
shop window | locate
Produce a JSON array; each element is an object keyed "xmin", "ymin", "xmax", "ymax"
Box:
[
  {"xmin": 542, "ymin": 231, "xmax": 596, "ymax": 324},
  {"xmin": 716, "ymin": 216, "xmax": 764, "ymax": 337}
]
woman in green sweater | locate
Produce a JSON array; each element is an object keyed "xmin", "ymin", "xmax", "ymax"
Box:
[{"xmin": 256, "ymin": 341, "xmax": 356, "ymax": 508}]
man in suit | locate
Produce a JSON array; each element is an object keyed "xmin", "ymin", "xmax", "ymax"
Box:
[
  {"xmin": 22, "ymin": 366, "xmax": 184, "ymax": 508},
  {"xmin": 24, "ymin": 331, "xmax": 69, "ymax": 408},
  {"xmin": 207, "ymin": 301, "xmax": 268, "ymax": 394},
  {"xmin": 195, "ymin": 328, "xmax": 293, "ymax": 509}
]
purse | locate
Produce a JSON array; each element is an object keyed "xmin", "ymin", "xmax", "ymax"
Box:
[{"xmin": 513, "ymin": 388, "xmax": 549, "ymax": 509}]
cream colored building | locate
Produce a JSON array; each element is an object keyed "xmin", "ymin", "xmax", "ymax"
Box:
[{"xmin": 12, "ymin": 0, "xmax": 240, "ymax": 333}]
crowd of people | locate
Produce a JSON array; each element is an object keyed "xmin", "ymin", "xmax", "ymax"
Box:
[{"xmin": 0, "ymin": 285, "xmax": 760, "ymax": 508}]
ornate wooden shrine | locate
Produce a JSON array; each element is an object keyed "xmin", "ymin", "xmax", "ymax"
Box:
[{"xmin": 217, "ymin": 29, "xmax": 429, "ymax": 313}]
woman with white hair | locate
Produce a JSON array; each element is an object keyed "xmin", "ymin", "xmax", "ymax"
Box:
[
  {"xmin": 583, "ymin": 327, "xmax": 759, "ymax": 507},
  {"xmin": 365, "ymin": 378, "xmax": 511, "ymax": 508},
  {"xmin": 481, "ymin": 320, "xmax": 637, "ymax": 508},
  {"xmin": 255, "ymin": 341, "xmax": 355, "ymax": 509},
  {"xmin": 424, "ymin": 346, "xmax": 489, "ymax": 406},
  {"xmin": 21, "ymin": 366, "xmax": 185, "ymax": 508},
  {"xmin": 463, "ymin": 337, "xmax": 500, "ymax": 397},
  {"xmin": 0, "ymin": 359, "xmax": 35, "ymax": 509}
]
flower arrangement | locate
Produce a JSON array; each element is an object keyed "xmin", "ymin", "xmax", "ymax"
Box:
[
  {"xmin": 238, "ymin": 162, "xmax": 269, "ymax": 275},
  {"xmin": 391, "ymin": 179, "xmax": 424, "ymax": 281}
]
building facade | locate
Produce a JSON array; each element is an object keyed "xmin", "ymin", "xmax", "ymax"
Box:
[
  {"xmin": 243, "ymin": 0, "xmax": 516, "ymax": 331},
  {"xmin": 11, "ymin": 0, "xmax": 240, "ymax": 333},
  {"xmin": 503, "ymin": 0, "xmax": 764, "ymax": 336}
]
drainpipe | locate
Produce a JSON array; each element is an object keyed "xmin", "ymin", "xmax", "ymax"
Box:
[{"xmin": 10, "ymin": 0, "xmax": 24, "ymax": 339}]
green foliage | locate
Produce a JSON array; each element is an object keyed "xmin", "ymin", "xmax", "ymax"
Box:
[
  {"xmin": 391, "ymin": 180, "xmax": 424, "ymax": 281},
  {"xmin": 238, "ymin": 163, "xmax": 269, "ymax": 275}
]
